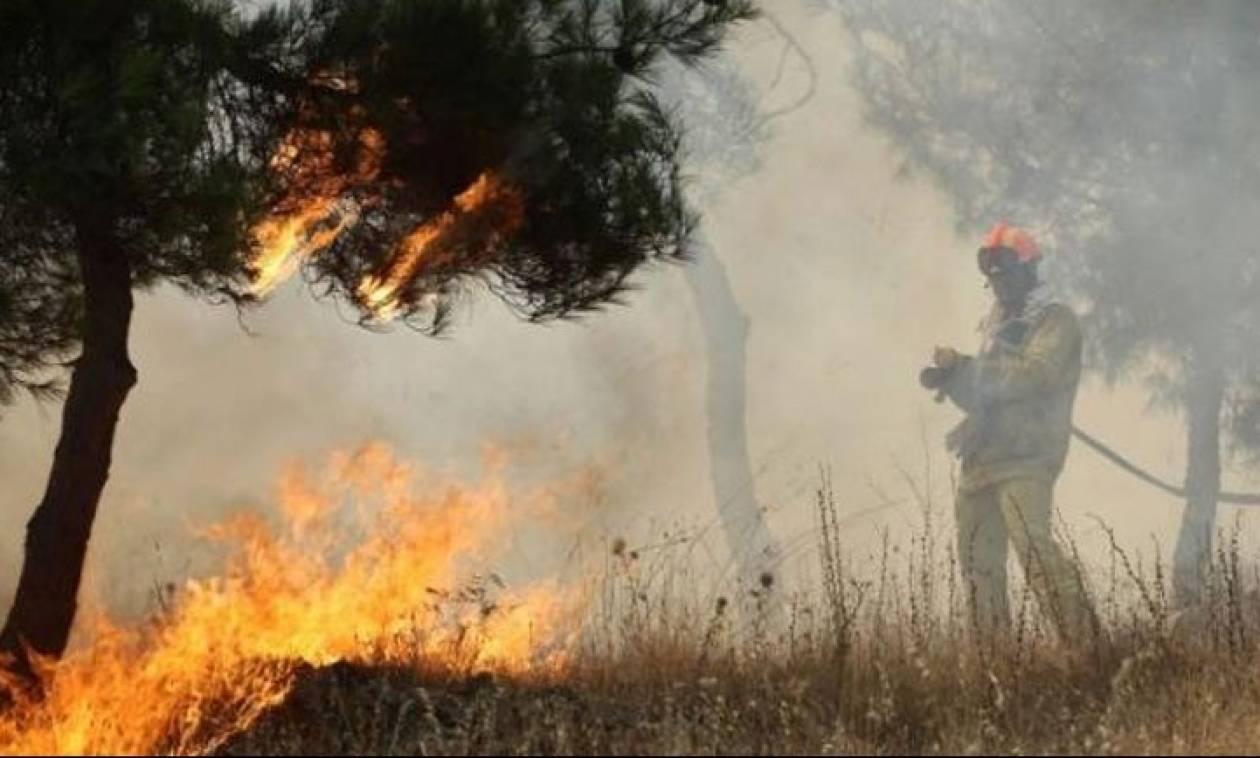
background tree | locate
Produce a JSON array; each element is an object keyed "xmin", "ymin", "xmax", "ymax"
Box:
[
  {"xmin": 0, "ymin": 0, "xmax": 755, "ymax": 687},
  {"xmin": 821, "ymin": 0, "xmax": 1260, "ymax": 605},
  {"xmin": 663, "ymin": 14, "xmax": 815, "ymax": 592}
]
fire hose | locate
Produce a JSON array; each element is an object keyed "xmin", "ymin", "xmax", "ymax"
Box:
[
  {"xmin": 921, "ymin": 365, "xmax": 1260, "ymax": 505},
  {"xmin": 1068, "ymin": 425, "xmax": 1260, "ymax": 505}
]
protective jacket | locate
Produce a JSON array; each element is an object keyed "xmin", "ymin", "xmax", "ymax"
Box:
[{"xmin": 942, "ymin": 300, "xmax": 1082, "ymax": 493}]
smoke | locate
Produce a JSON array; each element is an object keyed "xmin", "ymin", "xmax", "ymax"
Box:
[{"xmin": 2, "ymin": 1, "xmax": 1246, "ymax": 624}]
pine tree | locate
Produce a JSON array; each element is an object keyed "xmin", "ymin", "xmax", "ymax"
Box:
[{"xmin": 0, "ymin": 0, "xmax": 755, "ymax": 689}]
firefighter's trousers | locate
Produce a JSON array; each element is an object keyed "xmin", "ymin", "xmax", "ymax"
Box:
[{"xmin": 955, "ymin": 477, "xmax": 1096, "ymax": 640}]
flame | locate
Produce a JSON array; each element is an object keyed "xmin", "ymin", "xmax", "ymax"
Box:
[
  {"xmin": 356, "ymin": 212, "xmax": 455, "ymax": 320},
  {"xmin": 248, "ymin": 128, "xmax": 385, "ymax": 297},
  {"xmin": 246, "ymin": 122, "xmax": 525, "ymax": 316},
  {"xmin": 249, "ymin": 197, "xmax": 344, "ymax": 296},
  {"xmin": 356, "ymin": 171, "xmax": 525, "ymax": 321},
  {"xmin": 0, "ymin": 443, "xmax": 582, "ymax": 755}
]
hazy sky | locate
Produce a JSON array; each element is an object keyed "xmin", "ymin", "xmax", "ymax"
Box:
[{"xmin": 3, "ymin": 1, "xmax": 1256, "ymax": 621}]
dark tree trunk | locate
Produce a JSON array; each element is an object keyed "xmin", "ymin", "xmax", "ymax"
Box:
[
  {"xmin": 0, "ymin": 223, "xmax": 135, "ymax": 691},
  {"xmin": 683, "ymin": 232, "xmax": 782, "ymax": 587},
  {"xmin": 1172, "ymin": 352, "xmax": 1225, "ymax": 607}
]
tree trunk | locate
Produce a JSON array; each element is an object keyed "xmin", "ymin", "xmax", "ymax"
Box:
[
  {"xmin": 0, "ymin": 224, "xmax": 136, "ymax": 691},
  {"xmin": 1172, "ymin": 352, "xmax": 1225, "ymax": 607},
  {"xmin": 683, "ymin": 232, "xmax": 783, "ymax": 588}
]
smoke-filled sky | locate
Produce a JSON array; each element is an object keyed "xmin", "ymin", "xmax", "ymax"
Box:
[{"xmin": 3, "ymin": 0, "xmax": 1258, "ymax": 621}]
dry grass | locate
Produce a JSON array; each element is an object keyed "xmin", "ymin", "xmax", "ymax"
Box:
[
  {"xmin": 7, "ymin": 466, "xmax": 1260, "ymax": 755},
  {"xmin": 207, "ymin": 477, "xmax": 1260, "ymax": 756}
]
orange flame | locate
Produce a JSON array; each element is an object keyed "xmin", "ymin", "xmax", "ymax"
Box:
[
  {"xmin": 357, "ymin": 171, "xmax": 525, "ymax": 321},
  {"xmin": 0, "ymin": 443, "xmax": 582, "ymax": 755},
  {"xmin": 246, "ymin": 122, "xmax": 524, "ymax": 316},
  {"xmin": 248, "ymin": 128, "xmax": 385, "ymax": 297}
]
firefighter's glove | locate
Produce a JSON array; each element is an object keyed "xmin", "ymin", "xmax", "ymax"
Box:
[{"xmin": 919, "ymin": 366, "xmax": 948, "ymax": 390}]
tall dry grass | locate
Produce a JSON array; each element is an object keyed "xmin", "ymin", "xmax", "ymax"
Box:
[
  {"xmin": 215, "ymin": 473, "xmax": 1260, "ymax": 755},
  {"xmin": 6, "ymin": 458, "xmax": 1260, "ymax": 755}
]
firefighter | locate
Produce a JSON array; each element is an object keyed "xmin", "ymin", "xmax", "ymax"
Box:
[{"xmin": 920, "ymin": 222, "xmax": 1097, "ymax": 640}]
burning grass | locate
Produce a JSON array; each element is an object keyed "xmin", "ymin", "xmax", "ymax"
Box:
[
  {"xmin": 5, "ymin": 453, "xmax": 1260, "ymax": 755},
  {"xmin": 0, "ymin": 443, "xmax": 580, "ymax": 755}
]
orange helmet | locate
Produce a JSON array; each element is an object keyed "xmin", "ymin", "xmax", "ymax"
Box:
[{"xmin": 980, "ymin": 222, "xmax": 1040, "ymax": 263}]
